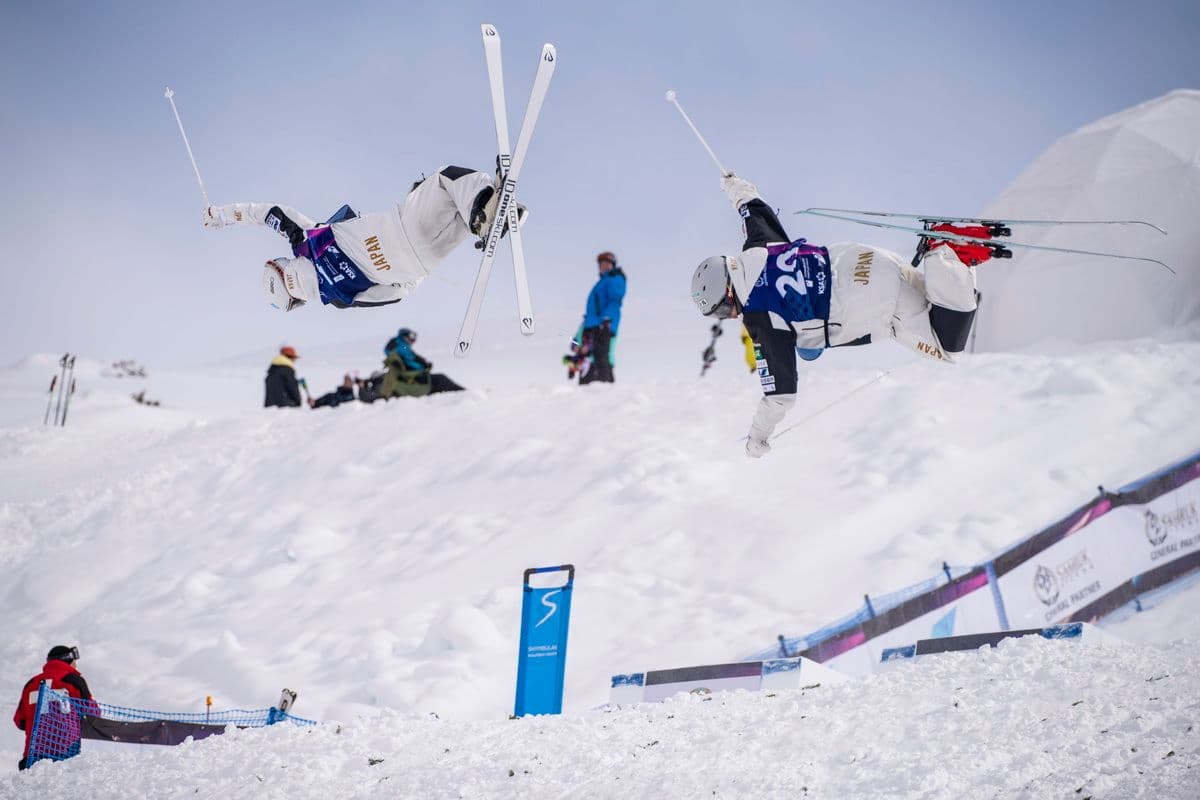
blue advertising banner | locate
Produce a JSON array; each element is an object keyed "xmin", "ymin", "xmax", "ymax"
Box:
[{"xmin": 514, "ymin": 564, "xmax": 574, "ymax": 717}]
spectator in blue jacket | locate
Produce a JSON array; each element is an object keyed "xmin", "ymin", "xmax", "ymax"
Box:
[
  {"xmin": 381, "ymin": 328, "xmax": 466, "ymax": 396},
  {"xmin": 576, "ymin": 251, "xmax": 627, "ymax": 384}
]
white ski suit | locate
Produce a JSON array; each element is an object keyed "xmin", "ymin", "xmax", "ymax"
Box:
[
  {"xmin": 206, "ymin": 166, "xmax": 495, "ymax": 308},
  {"xmin": 721, "ymin": 176, "xmax": 979, "ymax": 456}
]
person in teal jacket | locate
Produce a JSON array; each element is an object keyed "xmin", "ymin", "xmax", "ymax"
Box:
[
  {"xmin": 380, "ymin": 328, "xmax": 466, "ymax": 397},
  {"xmin": 576, "ymin": 251, "xmax": 627, "ymax": 384}
]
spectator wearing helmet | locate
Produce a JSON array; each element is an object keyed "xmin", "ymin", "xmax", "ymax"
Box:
[
  {"xmin": 13, "ymin": 645, "xmax": 98, "ymax": 770},
  {"xmin": 264, "ymin": 346, "xmax": 304, "ymax": 408},
  {"xmin": 575, "ymin": 251, "xmax": 627, "ymax": 384},
  {"xmin": 691, "ymin": 173, "xmax": 980, "ymax": 458},
  {"xmin": 380, "ymin": 328, "xmax": 466, "ymax": 398}
]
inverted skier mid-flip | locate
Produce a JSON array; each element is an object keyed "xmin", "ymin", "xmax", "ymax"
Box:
[
  {"xmin": 202, "ymin": 167, "xmax": 524, "ymax": 310},
  {"xmin": 690, "ymin": 173, "xmax": 985, "ymax": 458}
]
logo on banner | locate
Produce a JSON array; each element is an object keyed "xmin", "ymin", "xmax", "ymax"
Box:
[
  {"xmin": 1144, "ymin": 501, "xmax": 1200, "ymax": 562},
  {"xmin": 1144, "ymin": 503, "xmax": 1197, "ymax": 546},
  {"xmin": 1033, "ymin": 564, "xmax": 1059, "ymax": 606},
  {"xmin": 1033, "ymin": 549, "xmax": 1101, "ymax": 621},
  {"xmin": 535, "ymin": 589, "xmax": 561, "ymax": 628},
  {"xmin": 1144, "ymin": 510, "xmax": 1168, "ymax": 546}
]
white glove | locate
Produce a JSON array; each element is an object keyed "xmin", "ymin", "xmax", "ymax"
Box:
[
  {"xmin": 202, "ymin": 205, "xmax": 231, "ymax": 230},
  {"xmin": 721, "ymin": 173, "xmax": 760, "ymax": 207},
  {"xmin": 746, "ymin": 436, "xmax": 771, "ymax": 458}
]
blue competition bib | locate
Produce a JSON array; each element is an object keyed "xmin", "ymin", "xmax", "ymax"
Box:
[
  {"xmin": 742, "ymin": 239, "xmax": 832, "ymax": 324},
  {"xmin": 294, "ymin": 227, "xmax": 376, "ymax": 307}
]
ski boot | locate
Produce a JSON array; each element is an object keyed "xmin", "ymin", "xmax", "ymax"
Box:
[{"xmin": 913, "ymin": 221, "xmax": 1013, "ymax": 267}]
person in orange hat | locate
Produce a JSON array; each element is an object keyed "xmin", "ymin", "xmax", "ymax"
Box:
[{"xmin": 264, "ymin": 346, "xmax": 303, "ymax": 408}]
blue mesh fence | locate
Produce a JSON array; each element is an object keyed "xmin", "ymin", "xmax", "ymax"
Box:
[{"xmin": 27, "ymin": 683, "xmax": 315, "ymax": 768}]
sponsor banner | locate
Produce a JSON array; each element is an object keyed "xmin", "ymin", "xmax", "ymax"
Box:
[
  {"xmin": 514, "ymin": 565, "xmax": 574, "ymax": 717},
  {"xmin": 858, "ymin": 574, "xmax": 1002, "ymax": 668},
  {"xmin": 881, "ymin": 623, "xmax": 1087, "ymax": 663},
  {"xmin": 806, "ymin": 567, "xmax": 1000, "ymax": 676},
  {"xmin": 999, "ymin": 468, "xmax": 1200, "ymax": 629},
  {"xmin": 615, "ymin": 657, "xmax": 846, "ymax": 704},
  {"xmin": 642, "ymin": 661, "xmax": 761, "ymax": 703}
]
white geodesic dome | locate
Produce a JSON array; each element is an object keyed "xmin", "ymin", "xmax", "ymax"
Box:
[{"xmin": 974, "ymin": 90, "xmax": 1200, "ymax": 351}]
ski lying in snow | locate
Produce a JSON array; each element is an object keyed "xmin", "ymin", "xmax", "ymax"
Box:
[
  {"xmin": 799, "ymin": 207, "xmax": 1167, "ymax": 235},
  {"xmin": 455, "ymin": 26, "xmax": 556, "ymax": 358},
  {"xmin": 797, "ymin": 209, "xmax": 1176, "ymax": 274}
]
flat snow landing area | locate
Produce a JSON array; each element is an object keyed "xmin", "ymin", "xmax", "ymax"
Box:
[{"xmin": 6, "ymin": 636, "xmax": 1199, "ymax": 799}]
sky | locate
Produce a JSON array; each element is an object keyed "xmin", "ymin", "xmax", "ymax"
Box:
[{"xmin": 1, "ymin": 0, "xmax": 1198, "ymax": 367}]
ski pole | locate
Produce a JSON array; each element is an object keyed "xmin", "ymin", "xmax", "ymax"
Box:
[
  {"xmin": 42, "ymin": 375, "xmax": 58, "ymax": 425},
  {"xmin": 60, "ymin": 357, "xmax": 77, "ymax": 426},
  {"xmin": 52, "ymin": 353, "xmax": 70, "ymax": 426},
  {"xmin": 664, "ymin": 90, "xmax": 730, "ymax": 176},
  {"xmin": 61, "ymin": 379, "xmax": 76, "ymax": 426},
  {"xmin": 163, "ymin": 87, "xmax": 212, "ymax": 207},
  {"xmin": 768, "ymin": 369, "xmax": 893, "ymax": 442}
]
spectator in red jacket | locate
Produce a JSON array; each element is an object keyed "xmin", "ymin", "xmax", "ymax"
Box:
[{"xmin": 13, "ymin": 645, "xmax": 97, "ymax": 770}]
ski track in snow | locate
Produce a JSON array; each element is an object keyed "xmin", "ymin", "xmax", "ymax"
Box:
[{"xmin": 1, "ymin": 319, "xmax": 1199, "ymax": 795}]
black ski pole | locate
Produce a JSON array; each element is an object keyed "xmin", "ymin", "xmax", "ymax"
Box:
[
  {"xmin": 700, "ymin": 322, "xmax": 722, "ymax": 377},
  {"xmin": 52, "ymin": 353, "xmax": 70, "ymax": 425},
  {"xmin": 61, "ymin": 378, "xmax": 77, "ymax": 426},
  {"xmin": 60, "ymin": 357, "xmax": 77, "ymax": 426},
  {"xmin": 42, "ymin": 375, "xmax": 58, "ymax": 425}
]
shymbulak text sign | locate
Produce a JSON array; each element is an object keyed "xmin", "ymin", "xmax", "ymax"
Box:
[{"xmin": 514, "ymin": 564, "xmax": 574, "ymax": 717}]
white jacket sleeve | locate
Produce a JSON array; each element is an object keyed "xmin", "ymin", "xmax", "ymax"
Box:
[
  {"xmin": 721, "ymin": 174, "xmax": 762, "ymax": 209},
  {"xmin": 205, "ymin": 203, "xmax": 316, "ymax": 231}
]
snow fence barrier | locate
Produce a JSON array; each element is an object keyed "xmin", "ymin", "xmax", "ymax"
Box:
[
  {"xmin": 877, "ymin": 621, "xmax": 1121, "ymax": 664},
  {"xmin": 25, "ymin": 684, "xmax": 315, "ymax": 769},
  {"xmin": 609, "ymin": 656, "xmax": 846, "ymax": 705},
  {"xmin": 749, "ymin": 449, "xmax": 1200, "ymax": 676}
]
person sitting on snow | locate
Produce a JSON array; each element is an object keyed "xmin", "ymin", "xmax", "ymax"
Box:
[
  {"xmin": 380, "ymin": 328, "xmax": 466, "ymax": 398},
  {"xmin": 309, "ymin": 375, "xmax": 358, "ymax": 409},
  {"xmin": 202, "ymin": 166, "xmax": 524, "ymax": 311},
  {"xmin": 690, "ymin": 174, "xmax": 982, "ymax": 458}
]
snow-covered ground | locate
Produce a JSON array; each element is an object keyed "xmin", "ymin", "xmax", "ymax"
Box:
[{"xmin": 2, "ymin": 303, "xmax": 1198, "ymax": 796}]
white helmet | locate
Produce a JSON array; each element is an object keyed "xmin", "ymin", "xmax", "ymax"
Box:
[
  {"xmin": 690, "ymin": 255, "xmax": 737, "ymax": 318},
  {"xmin": 261, "ymin": 258, "xmax": 310, "ymax": 312}
]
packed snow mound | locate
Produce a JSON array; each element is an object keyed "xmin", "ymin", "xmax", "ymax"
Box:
[
  {"xmin": 976, "ymin": 89, "xmax": 1200, "ymax": 351},
  {"xmin": 2, "ymin": 318, "xmax": 1199, "ymax": 785},
  {"xmin": 5, "ymin": 635, "xmax": 1199, "ymax": 798}
]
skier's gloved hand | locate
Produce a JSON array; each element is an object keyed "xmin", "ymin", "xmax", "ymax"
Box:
[
  {"xmin": 721, "ymin": 173, "xmax": 760, "ymax": 207},
  {"xmin": 202, "ymin": 205, "xmax": 232, "ymax": 230},
  {"xmin": 746, "ymin": 436, "xmax": 771, "ymax": 458}
]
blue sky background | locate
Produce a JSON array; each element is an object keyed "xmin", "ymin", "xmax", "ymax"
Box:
[{"xmin": 1, "ymin": 1, "xmax": 1197, "ymax": 366}]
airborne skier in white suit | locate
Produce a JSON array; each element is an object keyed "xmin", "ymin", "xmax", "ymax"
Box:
[
  {"xmin": 203, "ymin": 166, "xmax": 522, "ymax": 310},
  {"xmin": 691, "ymin": 174, "xmax": 986, "ymax": 458}
]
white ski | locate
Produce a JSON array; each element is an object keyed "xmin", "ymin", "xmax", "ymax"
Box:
[
  {"xmin": 480, "ymin": 25, "xmax": 536, "ymax": 337},
  {"xmin": 801, "ymin": 208, "xmax": 1176, "ymax": 274},
  {"xmin": 455, "ymin": 27, "xmax": 555, "ymax": 357}
]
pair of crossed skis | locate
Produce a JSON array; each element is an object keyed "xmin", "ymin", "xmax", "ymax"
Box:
[{"xmin": 455, "ymin": 24, "xmax": 556, "ymax": 358}]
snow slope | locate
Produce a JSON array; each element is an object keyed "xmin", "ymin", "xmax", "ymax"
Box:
[
  {"xmin": 1, "ymin": 303, "xmax": 1199, "ymax": 794},
  {"xmin": 5, "ymin": 633, "xmax": 1199, "ymax": 798}
]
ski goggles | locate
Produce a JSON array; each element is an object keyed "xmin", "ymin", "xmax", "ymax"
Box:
[{"xmin": 703, "ymin": 288, "xmax": 738, "ymax": 320}]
